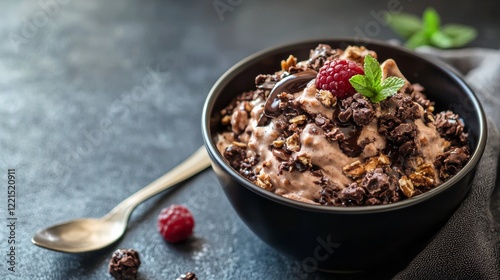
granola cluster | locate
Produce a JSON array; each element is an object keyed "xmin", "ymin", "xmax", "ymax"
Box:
[
  {"xmin": 108, "ymin": 249, "xmax": 141, "ymax": 280},
  {"xmin": 176, "ymin": 272, "xmax": 198, "ymax": 280},
  {"xmin": 216, "ymin": 44, "xmax": 470, "ymax": 206}
]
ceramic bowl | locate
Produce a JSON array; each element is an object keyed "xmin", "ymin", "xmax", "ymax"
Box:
[{"xmin": 202, "ymin": 39, "xmax": 487, "ymax": 273}]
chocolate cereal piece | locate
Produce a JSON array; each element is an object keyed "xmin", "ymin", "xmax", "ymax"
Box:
[
  {"xmin": 307, "ymin": 44, "xmax": 342, "ymax": 71},
  {"xmin": 340, "ymin": 93, "xmax": 375, "ymax": 126},
  {"xmin": 434, "ymin": 146, "xmax": 470, "ymax": 180},
  {"xmin": 108, "ymin": 249, "xmax": 141, "ymax": 280},
  {"xmin": 434, "ymin": 111, "xmax": 468, "ymax": 146},
  {"xmin": 177, "ymin": 272, "xmax": 198, "ymax": 280},
  {"xmin": 339, "ymin": 183, "xmax": 366, "ymax": 206}
]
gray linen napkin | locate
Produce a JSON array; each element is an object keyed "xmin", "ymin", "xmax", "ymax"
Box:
[{"xmin": 393, "ymin": 48, "xmax": 500, "ymax": 279}]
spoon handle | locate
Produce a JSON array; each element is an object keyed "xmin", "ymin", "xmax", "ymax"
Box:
[{"xmin": 105, "ymin": 146, "xmax": 211, "ymax": 222}]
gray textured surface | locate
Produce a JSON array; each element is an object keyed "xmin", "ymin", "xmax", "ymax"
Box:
[{"xmin": 0, "ymin": 1, "xmax": 499, "ymax": 279}]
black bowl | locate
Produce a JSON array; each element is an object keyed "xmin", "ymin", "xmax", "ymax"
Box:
[{"xmin": 201, "ymin": 39, "xmax": 487, "ymax": 273}]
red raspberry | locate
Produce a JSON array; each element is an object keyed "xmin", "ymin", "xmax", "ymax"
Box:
[
  {"xmin": 315, "ymin": 59, "xmax": 364, "ymax": 99},
  {"xmin": 157, "ymin": 205, "xmax": 194, "ymax": 243}
]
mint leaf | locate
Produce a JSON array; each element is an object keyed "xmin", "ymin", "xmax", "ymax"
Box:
[
  {"xmin": 371, "ymin": 77, "xmax": 405, "ymax": 103},
  {"xmin": 349, "ymin": 75, "xmax": 376, "ymax": 97},
  {"xmin": 371, "ymin": 90, "xmax": 390, "ymax": 103},
  {"xmin": 349, "ymin": 55, "xmax": 406, "ymax": 103},
  {"xmin": 405, "ymin": 30, "xmax": 429, "ymax": 49},
  {"xmin": 380, "ymin": 77, "xmax": 406, "ymax": 96},
  {"xmin": 381, "ymin": 76, "xmax": 406, "ymax": 90},
  {"xmin": 386, "ymin": 7, "xmax": 477, "ymax": 49},
  {"xmin": 422, "ymin": 7, "xmax": 440, "ymax": 36},
  {"xmin": 385, "ymin": 13, "xmax": 422, "ymax": 38},
  {"xmin": 441, "ymin": 24, "xmax": 477, "ymax": 47},
  {"xmin": 430, "ymin": 30, "xmax": 453, "ymax": 48},
  {"xmin": 362, "ymin": 55, "xmax": 382, "ymax": 90}
]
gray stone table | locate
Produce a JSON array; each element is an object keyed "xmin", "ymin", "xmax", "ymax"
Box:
[{"xmin": 0, "ymin": 0, "xmax": 498, "ymax": 279}]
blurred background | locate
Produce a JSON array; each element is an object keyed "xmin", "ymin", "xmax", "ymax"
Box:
[{"xmin": 0, "ymin": 0, "xmax": 498, "ymax": 279}]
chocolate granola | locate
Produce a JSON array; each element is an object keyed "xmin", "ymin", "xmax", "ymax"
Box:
[{"xmin": 216, "ymin": 44, "xmax": 470, "ymax": 206}]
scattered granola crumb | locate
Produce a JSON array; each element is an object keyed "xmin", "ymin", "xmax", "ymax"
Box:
[
  {"xmin": 176, "ymin": 272, "xmax": 198, "ymax": 280},
  {"xmin": 108, "ymin": 249, "xmax": 141, "ymax": 280}
]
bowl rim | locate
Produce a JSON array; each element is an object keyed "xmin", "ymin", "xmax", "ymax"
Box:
[{"xmin": 202, "ymin": 38, "xmax": 487, "ymax": 214}]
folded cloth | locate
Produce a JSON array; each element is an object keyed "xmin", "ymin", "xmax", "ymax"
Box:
[{"xmin": 394, "ymin": 47, "xmax": 500, "ymax": 279}]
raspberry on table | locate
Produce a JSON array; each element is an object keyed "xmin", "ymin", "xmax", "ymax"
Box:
[
  {"xmin": 157, "ymin": 204, "xmax": 195, "ymax": 243},
  {"xmin": 315, "ymin": 59, "xmax": 364, "ymax": 99}
]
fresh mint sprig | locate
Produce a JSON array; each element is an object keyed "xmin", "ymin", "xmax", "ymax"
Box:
[
  {"xmin": 349, "ymin": 55, "xmax": 405, "ymax": 103},
  {"xmin": 386, "ymin": 7, "xmax": 477, "ymax": 49}
]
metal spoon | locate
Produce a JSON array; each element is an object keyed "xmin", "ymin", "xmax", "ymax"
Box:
[{"xmin": 32, "ymin": 146, "xmax": 211, "ymax": 253}]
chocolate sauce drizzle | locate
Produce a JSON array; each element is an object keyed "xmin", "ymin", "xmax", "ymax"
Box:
[
  {"xmin": 256, "ymin": 69, "xmax": 365, "ymax": 157},
  {"xmin": 332, "ymin": 105, "xmax": 364, "ymax": 157},
  {"xmin": 257, "ymin": 70, "xmax": 317, "ymax": 126}
]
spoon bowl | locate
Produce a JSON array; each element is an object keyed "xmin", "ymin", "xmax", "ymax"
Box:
[
  {"xmin": 32, "ymin": 146, "xmax": 211, "ymax": 253},
  {"xmin": 33, "ymin": 218, "xmax": 124, "ymax": 253}
]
